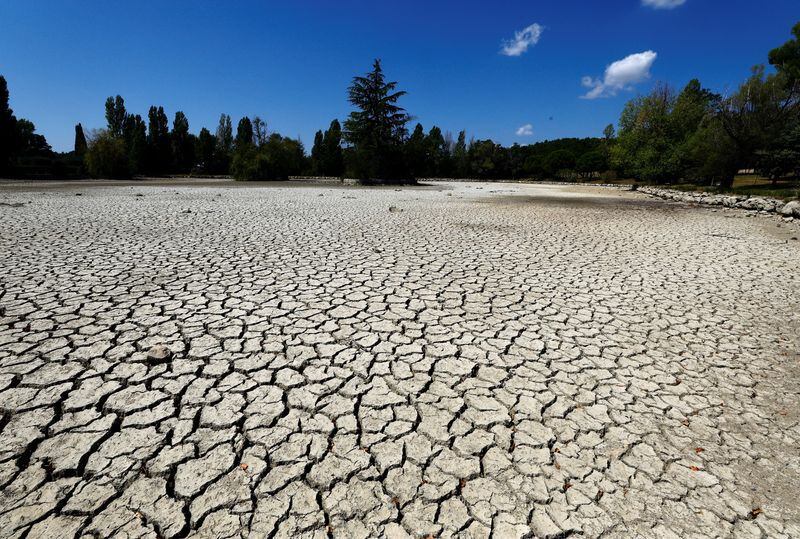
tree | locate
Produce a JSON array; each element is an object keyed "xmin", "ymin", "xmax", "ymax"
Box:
[
  {"xmin": 404, "ymin": 123, "xmax": 427, "ymax": 177},
  {"xmin": 196, "ymin": 127, "xmax": 217, "ymax": 174},
  {"xmin": 544, "ymin": 150, "xmax": 576, "ymax": 179},
  {"xmin": 467, "ymin": 139, "xmax": 507, "ymax": 179},
  {"xmin": 603, "ymin": 124, "xmax": 615, "ymax": 142},
  {"xmin": 231, "ymin": 131, "xmax": 306, "ymax": 181},
  {"xmin": 425, "ymin": 126, "xmax": 447, "ymax": 177},
  {"xmin": 85, "ymin": 129, "xmax": 130, "ymax": 178},
  {"xmin": 611, "ymin": 83, "xmax": 680, "ymax": 182},
  {"xmin": 215, "ymin": 114, "xmax": 233, "ymax": 174},
  {"xmin": 253, "ymin": 117, "xmax": 268, "ymax": 146},
  {"xmin": 343, "ymin": 59, "xmax": 411, "ymax": 180},
  {"xmin": 576, "ymin": 151, "xmax": 607, "ymax": 178},
  {"xmin": 105, "ymin": 95, "xmax": 127, "ymax": 138},
  {"xmin": 716, "ymin": 66, "xmax": 799, "ymax": 188},
  {"xmin": 684, "ymin": 115, "xmax": 739, "ymax": 186},
  {"xmin": 231, "ymin": 117, "xmax": 256, "ymax": 179},
  {"xmin": 146, "ymin": 106, "xmax": 171, "ymax": 174},
  {"xmin": 310, "ymin": 130, "xmax": 324, "ymax": 174},
  {"xmin": 124, "ymin": 114, "xmax": 147, "ymax": 174},
  {"xmin": 320, "ymin": 119, "xmax": 344, "ymax": 176},
  {"xmin": 755, "ymin": 121, "xmax": 800, "ymax": 182},
  {"xmin": 74, "ymin": 123, "xmax": 88, "ymax": 156},
  {"xmin": 0, "ymin": 76, "xmax": 17, "ymax": 174},
  {"xmin": 14, "ymin": 119, "xmax": 50, "ymax": 154},
  {"xmin": 453, "ymin": 130, "xmax": 468, "ymax": 177},
  {"xmin": 235, "ymin": 117, "xmax": 254, "ymax": 150},
  {"xmin": 172, "ymin": 111, "xmax": 194, "ymax": 173},
  {"xmin": 769, "ymin": 22, "xmax": 800, "ymax": 86}
]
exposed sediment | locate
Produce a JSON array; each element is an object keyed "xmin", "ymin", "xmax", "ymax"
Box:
[{"xmin": 0, "ymin": 181, "xmax": 798, "ymax": 538}]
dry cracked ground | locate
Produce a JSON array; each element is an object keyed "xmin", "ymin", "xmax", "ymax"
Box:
[{"xmin": 0, "ymin": 180, "xmax": 799, "ymax": 539}]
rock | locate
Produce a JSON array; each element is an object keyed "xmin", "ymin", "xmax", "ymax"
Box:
[
  {"xmin": 779, "ymin": 200, "xmax": 800, "ymax": 218},
  {"xmin": 146, "ymin": 345, "xmax": 173, "ymax": 364},
  {"xmin": 740, "ymin": 197, "xmax": 779, "ymax": 212},
  {"xmin": 388, "ymin": 206, "xmax": 403, "ymax": 213}
]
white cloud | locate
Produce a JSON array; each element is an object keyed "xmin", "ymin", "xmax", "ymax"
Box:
[
  {"xmin": 500, "ymin": 23, "xmax": 544, "ymax": 57},
  {"xmin": 642, "ymin": 0, "xmax": 686, "ymax": 9},
  {"xmin": 516, "ymin": 124, "xmax": 534, "ymax": 136},
  {"xmin": 581, "ymin": 50, "xmax": 657, "ymax": 99}
]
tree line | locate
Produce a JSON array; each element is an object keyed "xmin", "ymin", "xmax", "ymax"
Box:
[
  {"xmin": 1, "ymin": 21, "xmax": 798, "ymax": 186},
  {"xmin": 609, "ymin": 23, "xmax": 800, "ymax": 189},
  {"xmin": 0, "ymin": 76, "xmax": 83, "ymax": 179},
  {"xmin": 84, "ymin": 97, "xmax": 307, "ymax": 180}
]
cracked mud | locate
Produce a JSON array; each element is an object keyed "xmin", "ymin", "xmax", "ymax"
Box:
[{"xmin": 1, "ymin": 181, "xmax": 799, "ymax": 538}]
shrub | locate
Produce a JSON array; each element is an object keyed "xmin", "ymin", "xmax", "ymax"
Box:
[{"xmin": 85, "ymin": 130, "xmax": 130, "ymax": 178}]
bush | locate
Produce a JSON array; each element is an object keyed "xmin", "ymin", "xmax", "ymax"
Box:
[
  {"xmin": 232, "ymin": 134, "xmax": 306, "ymax": 180},
  {"xmin": 85, "ymin": 130, "xmax": 130, "ymax": 178}
]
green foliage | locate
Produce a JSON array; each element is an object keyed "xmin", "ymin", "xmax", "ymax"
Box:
[
  {"xmin": 576, "ymin": 151, "xmax": 607, "ymax": 178},
  {"xmin": 467, "ymin": 139, "xmax": 506, "ymax": 179},
  {"xmin": 85, "ymin": 130, "xmax": 130, "ymax": 178},
  {"xmin": 544, "ymin": 150, "xmax": 576, "ymax": 179},
  {"xmin": 310, "ymin": 130, "xmax": 324, "ymax": 174},
  {"xmin": 0, "ymin": 75, "xmax": 14, "ymax": 174},
  {"xmin": 404, "ymin": 123, "xmax": 427, "ymax": 177},
  {"xmin": 319, "ymin": 119, "xmax": 344, "ymax": 176},
  {"xmin": 310, "ymin": 120, "xmax": 344, "ymax": 177},
  {"xmin": 215, "ymin": 114, "xmax": 233, "ymax": 174},
  {"xmin": 14, "ymin": 119, "xmax": 51, "ymax": 154},
  {"xmin": 105, "ymin": 95, "xmax": 127, "ymax": 138},
  {"xmin": 611, "ymin": 80, "xmax": 717, "ymax": 183},
  {"xmin": 756, "ymin": 122, "xmax": 800, "ymax": 181},
  {"xmin": 124, "ymin": 114, "xmax": 147, "ymax": 174},
  {"xmin": 231, "ymin": 116, "xmax": 306, "ymax": 181},
  {"xmin": 344, "ymin": 59, "xmax": 410, "ymax": 180},
  {"xmin": 146, "ymin": 106, "xmax": 171, "ymax": 175},
  {"xmin": 172, "ymin": 111, "xmax": 195, "ymax": 173},
  {"xmin": 235, "ymin": 117, "xmax": 254, "ymax": 150},
  {"xmin": 425, "ymin": 126, "xmax": 448, "ymax": 177},
  {"xmin": 607, "ymin": 21, "xmax": 800, "ymax": 188},
  {"xmin": 714, "ymin": 66, "xmax": 799, "ymax": 188},
  {"xmin": 452, "ymin": 131, "xmax": 468, "ymax": 177},
  {"xmin": 196, "ymin": 128, "xmax": 217, "ymax": 174},
  {"xmin": 769, "ymin": 22, "xmax": 800, "ymax": 85}
]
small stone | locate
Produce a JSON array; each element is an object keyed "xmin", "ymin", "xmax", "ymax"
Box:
[
  {"xmin": 388, "ymin": 206, "xmax": 403, "ymax": 213},
  {"xmin": 779, "ymin": 200, "xmax": 800, "ymax": 217},
  {"xmin": 147, "ymin": 345, "xmax": 173, "ymax": 364}
]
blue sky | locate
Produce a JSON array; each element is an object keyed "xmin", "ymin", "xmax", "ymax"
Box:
[{"xmin": 1, "ymin": 0, "xmax": 798, "ymax": 152}]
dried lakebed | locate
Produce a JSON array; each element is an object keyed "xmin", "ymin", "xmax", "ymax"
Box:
[{"xmin": 0, "ymin": 180, "xmax": 799, "ymax": 538}]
